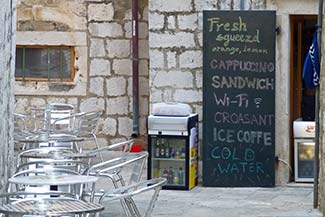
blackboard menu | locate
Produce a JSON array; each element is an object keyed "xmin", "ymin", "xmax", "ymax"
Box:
[{"xmin": 203, "ymin": 11, "xmax": 276, "ymax": 187}]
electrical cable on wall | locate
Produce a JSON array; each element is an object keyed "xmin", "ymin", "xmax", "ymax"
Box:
[{"xmin": 277, "ymin": 158, "xmax": 293, "ymax": 174}]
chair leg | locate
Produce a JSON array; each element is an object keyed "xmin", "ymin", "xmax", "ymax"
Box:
[
  {"xmin": 73, "ymin": 141, "xmax": 81, "ymax": 152},
  {"xmin": 112, "ymin": 178, "xmax": 133, "ymax": 217},
  {"xmin": 125, "ymin": 197, "xmax": 141, "ymax": 217},
  {"xmin": 113, "ymin": 175, "xmax": 141, "ymax": 217},
  {"xmin": 92, "ymin": 133, "xmax": 103, "ymax": 162},
  {"xmin": 144, "ymin": 187, "xmax": 161, "ymax": 217},
  {"xmin": 116, "ymin": 175, "xmax": 141, "ymax": 217}
]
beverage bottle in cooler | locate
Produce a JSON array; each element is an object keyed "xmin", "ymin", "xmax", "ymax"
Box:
[
  {"xmin": 165, "ymin": 142, "xmax": 170, "ymax": 158},
  {"xmin": 178, "ymin": 167, "xmax": 184, "ymax": 185},
  {"xmin": 181, "ymin": 148, "xmax": 186, "ymax": 159},
  {"xmin": 170, "ymin": 147, "xmax": 175, "ymax": 158},
  {"xmin": 162, "ymin": 168, "xmax": 169, "ymax": 181},
  {"xmin": 155, "ymin": 139, "xmax": 160, "ymax": 158},
  {"xmin": 175, "ymin": 148, "xmax": 181, "ymax": 159},
  {"xmin": 153, "ymin": 168, "xmax": 159, "ymax": 178},
  {"xmin": 173, "ymin": 169, "xmax": 179, "ymax": 184},
  {"xmin": 160, "ymin": 140, "xmax": 165, "ymax": 158},
  {"xmin": 168, "ymin": 167, "xmax": 174, "ymax": 184}
]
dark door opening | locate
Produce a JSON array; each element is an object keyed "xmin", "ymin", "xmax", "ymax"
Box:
[{"xmin": 290, "ymin": 15, "xmax": 317, "ymax": 181}]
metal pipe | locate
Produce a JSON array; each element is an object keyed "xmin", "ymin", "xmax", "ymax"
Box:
[
  {"xmin": 131, "ymin": 0, "xmax": 139, "ymax": 137},
  {"xmin": 239, "ymin": 0, "xmax": 245, "ymax": 10},
  {"xmin": 314, "ymin": 0, "xmax": 323, "ymax": 209}
]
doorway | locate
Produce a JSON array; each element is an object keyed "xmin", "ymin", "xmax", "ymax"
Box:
[{"xmin": 290, "ymin": 15, "xmax": 317, "ymax": 181}]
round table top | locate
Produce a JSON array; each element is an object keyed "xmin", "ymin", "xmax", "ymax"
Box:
[
  {"xmin": 0, "ymin": 197, "xmax": 104, "ymax": 215},
  {"xmin": 9, "ymin": 174, "xmax": 98, "ymax": 185},
  {"xmin": 18, "ymin": 133, "xmax": 84, "ymax": 143},
  {"xmin": 20, "ymin": 149, "xmax": 96, "ymax": 159}
]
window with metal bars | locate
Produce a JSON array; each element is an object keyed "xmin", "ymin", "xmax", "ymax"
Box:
[{"xmin": 15, "ymin": 46, "xmax": 75, "ymax": 81}]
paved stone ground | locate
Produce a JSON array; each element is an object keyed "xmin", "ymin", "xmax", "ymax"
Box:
[
  {"xmin": 88, "ymin": 152, "xmax": 324, "ymax": 217},
  {"xmin": 154, "ymin": 186, "xmax": 322, "ymax": 217},
  {"xmin": 98, "ymin": 181, "xmax": 323, "ymax": 217},
  {"xmin": 12, "ymin": 150, "xmax": 323, "ymax": 217}
]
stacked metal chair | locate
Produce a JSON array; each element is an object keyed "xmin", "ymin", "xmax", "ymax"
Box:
[
  {"xmin": 99, "ymin": 178, "xmax": 167, "ymax": 217},
  {"xmin": 51, "ymin": 110, "xmax": 104, "ymax": 160},
  {"xmin": 82, "ymin": 139, "xmax": 167, "ymax": 217}
]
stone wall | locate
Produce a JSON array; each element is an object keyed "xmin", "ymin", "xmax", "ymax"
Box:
[
  {"xmin": 318, "ymin": 12, "xmax": 325, "ymax": 212},
  {"xmin": 148, "ymin": 0, "xmax": 268, "ymax": 178},
  {"xmin": 15, "ymin": 0, "xmax": 149, "ymax": 147},
  {"xmin": 0, "ymin": 0, "xmax": 16, "ymax": 192},
  {"xmin": 148, "ymin": 0, "xmax": 266, "ymax": 135}
]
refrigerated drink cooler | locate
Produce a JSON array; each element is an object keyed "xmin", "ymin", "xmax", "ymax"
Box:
[
  {"xmin": 147, "ymin": 114, "xmax": 198, "ymax": 190},
  {"xmin": 293, "ymin": 120, "xmax": 315, "ymax": 182}
]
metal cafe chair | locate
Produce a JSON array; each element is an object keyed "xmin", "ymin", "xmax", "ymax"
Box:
[
  {"xmin": 16, "ymin": 146, "xmax": 94, "ymax": 173},
  {"xmin": 18, "ymin": 103, "xmax": 76, "ymax": 150},
  {"xmin": 14, "ymin": 113, "xmax": 36, "ymax": 136},
  {"xmin": 45, "ymin": 103, "xmax": 75, "ymax": 124},
  {"xmin": 51, "ymin": 110, "xmax": 104, "ymax": 161},
  {"xmin": 83, "ymin": 151, "xmax": 148, "ymax": 191},
  {"xmin": 0, "ymin": 191, "xmax": 104, "ymax": 217},
  {"xmin": 14, "ymin": 113, "xmax": 39, "ymax": 150},
  {"xmin": 7, "ymin": 167, "xmax": 81, "ymax": 195},
  {"xmin": 99, "ymin": 178, "xmax": 167, "ymax": 217},
  {"xmin": 85, "ymin": 139, "xmax": 135, "ymax": 164},
  {"xmin": 43, "ymin": 103, "xmax": 75, "ymax": 137},
  {"xmin": 82, "ymin": 151, "xmax": 148, "ymax": 217},
  {"xmin": 28, "ymin": 103, "xmax": 75, "ymax": 133}
]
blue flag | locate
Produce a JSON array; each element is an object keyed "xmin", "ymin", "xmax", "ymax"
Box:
[{"xmin": 303, "ymin": 31, "xmax": 320, "ymax": 89}]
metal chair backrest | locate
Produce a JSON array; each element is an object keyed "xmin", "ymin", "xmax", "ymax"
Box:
[
  {"xmin": 50, "ymin": 111, "xmax": 102, "ymax": 136},
  {"xmin": 82, "ymin": 151, "xmax": 148, "ymax": 216},
  {"xmin": 85, "ymin": 139, "xmax": 135, "ymax": 162},
  {"xmin": 99, "ymin": 178, "xmax": 167, "ymax": 217},
  {"xmin": 75, "ymin": 111, "xmax": 102, "ymax": 137},
  {"xmin": 14, "ymin": 113, "xmax": 36, "ymax": 136},
  {"xmin": 85, "ymin": 151, "xmax": 148, "ymax": 186},
  {"xmin": 45, "ymin": 103, "xmax": 74, "ymax": 132}
]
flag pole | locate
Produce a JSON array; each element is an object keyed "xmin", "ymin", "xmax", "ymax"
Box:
[{"xmin": 314, "ymin": 0, "xmax": 323, "ymax": 209}]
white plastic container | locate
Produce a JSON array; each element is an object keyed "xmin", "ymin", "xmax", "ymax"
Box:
[{"xmin": 151, "ymin": 102, "xmax": 191, "ymax": 116}]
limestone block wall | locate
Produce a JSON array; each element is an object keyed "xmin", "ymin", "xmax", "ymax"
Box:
[
  {"xmin": 148, "ymin": 0, "xmax": 266, "ymax": 151},
  {"xmin": 318, "ymin": 13, "xmax": 325, "ymax": 213},
  {"xmin": 148, "ymin": 0, "xmax": 303, "ymax": 185},
  {"xmin": 0, "ymin": 0, "xmax": 16, "ymax": 192},
  {"xmin": 15, "ymin": 0, "xmax": 149, "ymax": 147}
]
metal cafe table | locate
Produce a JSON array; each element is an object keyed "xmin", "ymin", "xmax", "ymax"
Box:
[
  {"xmin": 9, "ymin": 174, "xmax": 98, "ymax": 186},
  {"xmin": 8, "ymin": 174, "xmax": 98, "ymax": 200},
  {"xmin": 0, "ymin": 192, "xmax": 104, "ymax": 216},
  {"xmin": 18, "ymin": 147, "xmax": 96, "ymax": 161},
  {"xmin": 17, "ymin": 133, "xmax": 84, "ymax": 150}
]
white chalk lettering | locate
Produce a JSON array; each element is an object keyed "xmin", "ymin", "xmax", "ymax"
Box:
[
  {"xmin": 207, "ymin": 16, "xmax": 247, "ymax": 32},
  {"xmin": 211, "ymin": 75, "xmax": 274, "ymax": 90},
  {"xmin": 214, "ymin": 112, "xmax": 274, "ymax": 126},
  {"xmin": 210, "ymin": 59, "xmax": 274, "ymax": 73}
]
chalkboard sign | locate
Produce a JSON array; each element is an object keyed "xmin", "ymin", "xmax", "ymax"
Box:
[{"xmin": 203, "ymin": 11, "xmax": 276, "ymax": 187}]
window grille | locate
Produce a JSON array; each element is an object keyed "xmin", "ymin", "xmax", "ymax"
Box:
[{"xmin": 15, "ymin": 46, "xmax": 75, "ymax": 82}]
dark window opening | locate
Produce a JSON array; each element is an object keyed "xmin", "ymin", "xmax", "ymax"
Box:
[{"xmin": 15, "ymin": 46, "xmax": 75, "ymax": 82}]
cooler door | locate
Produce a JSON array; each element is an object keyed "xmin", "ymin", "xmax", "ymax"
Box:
[
  {"xmin": 149, "ymin": 136, "xmax": 188, "ymax": 190},
  {"xmin": 294, "ymin": 139, "xmax": 315, "ymax": 182}
]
